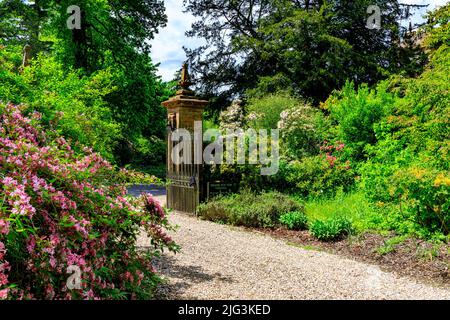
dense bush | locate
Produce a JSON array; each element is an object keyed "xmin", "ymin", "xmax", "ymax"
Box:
[
  {"xmin": 282, "ymin": 141, "xmax": 355, "ymax": 197},
  {"xmin": 215, "ymin": 139, "xmax": 355, "ymax": 197},
  {"xmin": 214, "ymin": 88, "xmax": 353, "ymax": 197},
  {"xmin": 0, "ymin": 103, "xmax": 177, "ymax": 300},
  {"xmin": 130, "ymin": 136, "xmax": 166, "ymax": 169},
  {"xmin": 0, "ymin": 45, "xmax": 172, "ymax": 169},
  {"xmin": 316, "ymin": 7, "xmax": 450, "ymax": 239},
  {"xmin": 390, "ymin": 167, "xmax": 449, "ymax": 236},
  {"xmin": 197, "ymin": 190, "xmax": 303, "ymax": 228},
  {"xmin": 310, "ymin": 217, "xmax": 354, "ymax": 241},
  {"xmin": 279, "ymin": 211, "xmax": 308, "ymax": 230},
  {"xmin": 278, "ymin": 102, "xmax": 328, "ymax": 159},
  {"xmin": 360, "ymin": 153, "xmax": 450, "ymax": 238},
  {"xmin": 0, "ymin": 47, "xmax": 122, "ymax": 161},
  {"xmin": 246, "ymin": 92, "xmax": 299, "ymax": 130},
  {"xmin": 325, "ymin": 81, "xmax": 395, "ymax": 161}
]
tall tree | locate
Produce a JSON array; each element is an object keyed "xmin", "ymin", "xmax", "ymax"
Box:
[
  {"xmin": 0, "ymin": 0, "xmax": 51, "ymax": 55},
  {"xmin": 184, "ymin": 0, "xmax": 427, "ymax": 111},
  {"xmin": 0, "ymin": 0, "xmax": 170, "ymax": 165},
  {"xmin": 49, "ymin": 0, "xmax": 169, "ymax": 163},
  {"xmin": 49, "ymin": 0, "xmax": 167, "ymax": 72}
]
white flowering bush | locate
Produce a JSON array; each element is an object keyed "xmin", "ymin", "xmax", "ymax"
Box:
[
  {"xmin": 219, "ymin": 99, "xmax": 245, "ymax": 132},
  {"xmin": 278, "ymin": 103, "xmax": 325, "ymax": 159}
]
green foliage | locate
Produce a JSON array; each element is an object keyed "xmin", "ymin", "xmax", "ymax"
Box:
[
  {"xmin": 214, "ymin": 94, "xmax": 335, "ymax": 195},
  {"xmin": 325, "ymin": 81, "xmax": 395, "ymax": 161},
  {"xmin": 203, "ymin": 119, "xmax": 220, "ymax": 131},
  {"xmin": 245, "ymin": 73, "xmax": 293, "ymax": 99},
  {"xmin": 0, "ymin": 0, "xmax": 48, "ymax": 53},
  {"xmin": 390, "ymin": 167, "xmax": 449, "ymax": 235},
  {"xmin": 132, "ymin": 136, "xmax": 166, "ymax": 166},
  {"xmin": 104, "ymin": 56, "xmax": 168, "ymax": 144},
  {"xmin": 422, "ymin": 3, "xmax": 450, "ymax": 50},
  {"xmin": 185, "ymin": 0, "xmax": 424, "ymax": 110},
  {"xmin": 281, "ymin": 144, "xmax": 355, "ymax": 197},
  {"xmin": 242, "ymin": 7, "xmax": 354, "ymax": 103},
  {"xmin": 0, "ymin": 0, "xmax": 171, "ymax": 168},
  {"xmin": 217, "ymin": 140, "xmax": 354, "ymax": 198},
  {"xmin": 279, "ymin": 211, "xmax": 308, "ymax": 230},
  {"xmin": 246, "ymin": 92, "xmax": 299, "ymax": 129},
  {"xmin": 323, "ymin": 5, "xmax": 450, "ymax": 239},
  {"xmin": 304, "ymin": 191, "xmax": 383, "ymax": 233},
  {"xmin": 54, "ymin": 0, "xmax": 170, "ymax": 160},
  {"xmin": 278, "ymin": 102, "xmax": 329, "ymax": 159},
  {"xmin": 310, "ymin": 217, "xmax": 354, "ymax": 241},
  {"xmin": 0, "ymin": 48, "xmax": 121, "ymax": 160},
  {"xmin": 48, "ymin": 0, "xmax": 167, "ymax": 72},
  {"xmin": 197, "ymin": 190, "xmax": 303, "ymax": 228},
  {"xmin": 198, "ymin": 4, "xmax": 450, "ymax": 243}
]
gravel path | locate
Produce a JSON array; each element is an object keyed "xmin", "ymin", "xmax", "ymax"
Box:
[{"xmin": 137, "ymin": 194, "xmax": 450, "ymax": 300}]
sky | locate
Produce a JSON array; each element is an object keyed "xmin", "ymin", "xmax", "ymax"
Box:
[
  {"xmin": 150, "ymin": 0, "xmax": 204, "ymax": 81},
  {"xmin": 151, "ymin": 0, "xmax": 449, "ymax": 82}
]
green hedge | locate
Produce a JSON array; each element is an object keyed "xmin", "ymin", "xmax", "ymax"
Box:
[{"xmin": 197, "ymin": 190, "xmax": 303, "ymax": 228}]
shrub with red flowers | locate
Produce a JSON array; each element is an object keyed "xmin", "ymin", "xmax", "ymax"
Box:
[
  {"xmin": 319, "ymin": 141, "xmax": 350, "ymax": 170},
  {"xmin": 280, "ymin": 141, "xmax": 355, "ymax": 197},
  {"xmin": 0, "ymin": 103, "xmax": 178, "ymax": 300}
]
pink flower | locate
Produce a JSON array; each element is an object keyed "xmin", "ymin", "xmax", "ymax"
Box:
[
  {"xmin": 0, "ymin": 220, "xmax": 9, "ymax": 235},
  {"xmin": 84, "ymin": 289, "xmax": 95, "ymax": 300},
  {"xmin": 26, "ymin": 237, "xmax": 36, "ymax": 254},
  {"xmin": 0, "ymin": 261, "xmax": 10, "ymax": 272},
  {"xmin": 1, "ymin": 177, "xmax": 16, "ymax": 187},
  {"xmin": 0, "ymin": 104, "xmax": 177, "ymax": 300},
  {"xmin": 0, "ymin": 241, "xmax": 6, "ymax": 255},
  {"xmin": 66, "ymin": 252, "xmax": 86, "ymax": 267},
  {"xmin": 49, "ymin": 257, "xmax": 57, "ymax": 268},
  {"xmin": 0, "ymin": 289, "xmax": 8, "ymax": 300},
  {"xmin": 0, "ymin": 273, "xmax": 8, "ymax": 286}
]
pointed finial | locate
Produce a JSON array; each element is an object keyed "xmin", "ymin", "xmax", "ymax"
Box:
[{"xmin": 179, "ymin": 63, "xmax": 193, "ymax": 89}]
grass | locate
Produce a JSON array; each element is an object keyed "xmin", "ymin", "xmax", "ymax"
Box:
[
  {"xmin": 197, "ymin": 189, "xmax": 400, "ymax": 243},
  {"xmin": 300, "ymin": 190, "xmax": 385, "ymax": 233}
]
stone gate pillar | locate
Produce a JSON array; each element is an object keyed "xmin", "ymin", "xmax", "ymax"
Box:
[{"xmin": 162, "ymin": 64, "xmax": 208, "ymax": 213}]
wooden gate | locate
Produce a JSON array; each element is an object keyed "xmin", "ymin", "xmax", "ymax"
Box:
[{"xmin": 166, "ymin": 134, "xmax": 203, "ymax": 213}]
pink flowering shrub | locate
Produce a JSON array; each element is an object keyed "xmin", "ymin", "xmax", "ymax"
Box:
[
  {"xmin": 281, "ymin": 141, "xmax": 355, "ymax": 197},
  {"xmin": 0, "ymin": 103, "xmax": 177, "ymax": 300},
  {"xmin": 319, "ymin": 141, "xmax": 350, "ymax": 170}
]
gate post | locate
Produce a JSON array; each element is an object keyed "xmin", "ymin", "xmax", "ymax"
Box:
[{"xmin": 162, "ymin": 64, "xmax": 208, "ymax": 213}]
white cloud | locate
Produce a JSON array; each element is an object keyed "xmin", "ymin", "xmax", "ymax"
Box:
[
  {"xmin": 151, "ymin": 0, "xmax": 204, "ymax": 81},
  {"xmin": 399, "ymin": 0, "xmax": 449, "ymax": 25},
  {"xmin": 400, "ymin": 0, "xmax": 448, "ymax": 6}
]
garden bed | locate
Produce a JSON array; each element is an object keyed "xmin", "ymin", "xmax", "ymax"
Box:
[{"xmin": 198, "ymin": 190, "xmax": 450, "ymax": 289}]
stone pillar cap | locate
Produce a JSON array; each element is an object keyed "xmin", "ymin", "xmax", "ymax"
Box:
[{"xmin": 162, "ymin": 63, "xmax": 208, "ymax": 109}]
